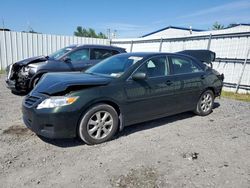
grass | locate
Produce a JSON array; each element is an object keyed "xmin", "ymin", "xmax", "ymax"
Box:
[
  {"xmin": 0, "ymin": 70, "xmax": 5, "ymax": 74},
  {"xmin": 221, "ymin": 91, "xmax": 250, "ymax": 102}
]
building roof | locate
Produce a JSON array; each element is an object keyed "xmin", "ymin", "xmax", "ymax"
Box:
[
  {"xmin": 141, "ymin": 26, "xmax": 204, "ymax": 38},
  {"xmin": 224, "ymin": 23, "xmax": 250, "ymax": 29},
  {"xmin": 141, "ymin": 24, "xmax": 250, "ymax": 38}
]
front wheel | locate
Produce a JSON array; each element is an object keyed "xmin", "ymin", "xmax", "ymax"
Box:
[
  {"xmin": 78, "ymin": 104, "xmax": 119, "ymax": 145},
  {"xmin": 194, "ymin": 90, "xmax": 214, "ymax": 116},
  {"xmin": 31, "ymin": 75, "xmax": 42, "ymax": 89}
]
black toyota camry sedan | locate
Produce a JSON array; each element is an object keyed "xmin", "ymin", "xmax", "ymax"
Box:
[
  {"xmin": 5, "ymin": 44, "xmax": 126, "ymax": 94},
  {"xmin": 22, "ymin": 50, "xmax": 224, "ymax": 145}
]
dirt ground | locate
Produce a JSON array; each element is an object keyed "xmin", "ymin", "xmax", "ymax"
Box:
[{"xmin": 0, "ymin": 74, "xmax": 250, "ymax": 188}]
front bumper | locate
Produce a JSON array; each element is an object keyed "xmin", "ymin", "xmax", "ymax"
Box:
[
  {"xmin": 5, "ymin": 78, "xmax": 16, "ymax": 90},
  {"xmin": 5, "ymin": 78, "xmax": 29, "ymax": 94},
  {"xmin": 22, "ymin": 95, "xmax": 81, "ymax": 139},
  {"xmin": 5, "ymin": 64, "xmax": 16, "ymax": 90}
]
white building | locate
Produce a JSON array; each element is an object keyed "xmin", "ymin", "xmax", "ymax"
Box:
[{"xmin": 141, "ymin": 24, "xmax": 250, "ymax": 39}]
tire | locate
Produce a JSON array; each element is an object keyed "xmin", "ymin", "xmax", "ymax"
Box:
[
  {"xmin": 31, "ymin": 75, "xmax": 42, "ymax": 89},
  {"xmin": 78, "ymin": 104, "xmax": 119, "ymax": 145},
  {"xmin": 194, "ymin": 90, "xmax": 214, "ymax": 116}
]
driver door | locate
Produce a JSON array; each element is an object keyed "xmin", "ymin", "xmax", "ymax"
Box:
[
  {"xmin": 124, "ymin": 55, "xmax": 176, "ymax": 125},
  {"xmin": 66, "ymin": 48, "xmax": 90, "ymax": 71}
]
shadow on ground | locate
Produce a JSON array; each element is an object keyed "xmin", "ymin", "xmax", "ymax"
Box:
[
  {"xmin": 117, "ymin": 102, "xmax": 220, "ymax": 138},
  {"xmin": 38, "ymin": 135, "xmax": 85, "ymax": 147},
  {"xmin": 37, "ymin": 102, "xmax": 220, "ymax": 148}
]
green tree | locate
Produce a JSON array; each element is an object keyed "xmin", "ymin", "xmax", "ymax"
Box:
[
  {"xmin": 74, "ymin": 26, "xmax": 107, "ymax": 38},
  {"xmin": 74, "ymin": 26, "xmax": 88, "ymax": 37},
  {"xmin": 212, "ymin": 22, "xmax": 224, "ymax": 30},
  {"xmin": 98, "ymin": 32, "xmax": 106, "ymax": 39},
  {"xmin": 227, "ymin": 23, "xmax": 238, "ymax": 28}
]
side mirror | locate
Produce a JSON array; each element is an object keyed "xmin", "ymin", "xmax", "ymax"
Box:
[
  {"xmin": 132, "ymin": 72, "xmax": 147, "ymax": 81},
  {"xmin": 63, "ymin": 56, "xmax": 71, "ymax": 63}
]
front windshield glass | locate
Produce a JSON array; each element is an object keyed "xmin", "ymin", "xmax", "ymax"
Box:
[
  {"xmin": 86, "ymin": 54, "xmax": 144, "ymax": 78},
  {"xmin": 49, "ymin": 46, "xmax": 75, "ymax": 60}
]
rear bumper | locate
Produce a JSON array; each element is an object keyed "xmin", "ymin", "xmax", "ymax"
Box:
[{"xmin": 214, "ymin": 86, "xmax": 222, "ymax": 97}]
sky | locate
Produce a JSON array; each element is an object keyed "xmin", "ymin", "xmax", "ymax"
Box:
[{"xmin": 0, "ymin": 0, "xmax": 249, "ymax": 38}]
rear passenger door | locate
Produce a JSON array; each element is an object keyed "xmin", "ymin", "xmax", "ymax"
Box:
[
  {"xmin": 169, "ymin": 55, "xmax": 205, "ymax": 111},
  {"xmin": 89, "ymin": 48, "xmax": 120, "ymax": 66}
]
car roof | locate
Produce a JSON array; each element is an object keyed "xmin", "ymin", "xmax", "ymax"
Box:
[
  {"xmin": 114, "ymin": 52, "xmax": 172, "ymax": 57},
  {"xmin": 73, "ymin": 44, "xmax": 126, "ymax": 51},
  {"xmin": 116, "ymin": 52, "xmax": 205, "ymax": 59}
]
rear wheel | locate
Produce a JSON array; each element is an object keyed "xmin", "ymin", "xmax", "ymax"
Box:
[
  {"xmin": 78, "ymin": 104, "xmax": 119, "ymax": 145},
  {"xmin": 194, "ymin": 90, "xmax": 214, "ymax": 116}
]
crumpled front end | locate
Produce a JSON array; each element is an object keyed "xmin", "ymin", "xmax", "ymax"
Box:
[
  {"xmin": 6, "ymin": 63, "xmax": 32, "ymax": 93},
  {"xmin": 5, "ymin": 56, "xmax": 47, "ymax": 93}
]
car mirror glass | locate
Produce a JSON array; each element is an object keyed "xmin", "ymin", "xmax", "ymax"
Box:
[
  {"xmin": 63, "ymin": 56, "xmax": 71, "ymax": 63},
  {"xmin": 132, "ymin": 72, "xmax": 147, "ymax": 81}
]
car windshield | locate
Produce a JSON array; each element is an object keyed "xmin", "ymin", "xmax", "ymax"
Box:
[
  {"xmin": 49, "ymin": 47, "xmax": 75, "ymax": 60},
  {"xmin": 86, "ymin": 54, "xmax": 144, "ymax": 77}
]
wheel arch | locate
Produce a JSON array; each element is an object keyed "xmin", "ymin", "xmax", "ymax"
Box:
[
  {"xmin": 203, "ymin": 87, "xmax": 215, "ymax": 95},
  {"xmin": 76, "ymin": 99, "xmax": 124, "ymax": 137},
  {"xmin": 29, "ymin": 71, "xmax": 47, "ymax": 89}
]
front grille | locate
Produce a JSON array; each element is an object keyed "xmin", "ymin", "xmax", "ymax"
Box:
[{"xmin": 24, "ymin": 95, "xmax": 42, "ymax": 107}]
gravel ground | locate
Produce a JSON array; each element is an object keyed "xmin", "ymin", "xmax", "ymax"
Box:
[{"xmin": 0, "ymin": 74, "xmax": 250, "ymax": 188}]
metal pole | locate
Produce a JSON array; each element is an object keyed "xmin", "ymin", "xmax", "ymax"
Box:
[
  {"xmin": 130, "ymin": 40, "xmax": 133, "ymax": 52},
  {"xmin": 207, "ymin": 33, "xmax": 212, "ymax": 50},
  {"xmin": 159, "ymin": 38, "xmax": 163, "ymax": 52},
  {"xmin": 235, "ymin": 48, "xmax": 250, "ymax": 93}
]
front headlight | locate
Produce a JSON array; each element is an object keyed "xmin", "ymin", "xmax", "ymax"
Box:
[{"xmin": 37, "ymin": 96, "xmax": 79, "ymax": 109}]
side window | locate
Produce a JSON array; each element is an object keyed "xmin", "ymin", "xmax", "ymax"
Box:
[
  {"xmin": 68, "ymin": 49, "xmax": 90, "ymax": 62},
  {"xmin": 136, "ymin": 56, "xmax": 168, "ymax": 78},
  {"xmin": 91, "ymin": 49, "xmax": 117, "ymax": 60},
  {"xmin": 171, "ymin": 57, "xmax": 202, "ymax": 74}
]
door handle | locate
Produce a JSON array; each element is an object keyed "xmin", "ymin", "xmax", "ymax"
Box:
[{"xmin": 166, "ymin": 80, "xmax": 173, "ymax": 86}]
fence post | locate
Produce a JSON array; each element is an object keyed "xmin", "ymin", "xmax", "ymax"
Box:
[
  {"xmin": 0, "ymin": 32, "xmax": 2, "ymax": 70},
  {"xmin": 207, "ymin": 33, "xmax": 212, "ymax": 50},
  {"xmin": 235, "ymin": 48, "xmax": 250, "ymax": 93},
  {"xmin": 159, "ymin": 38, "xmax": 163, "ymax": 52},
  {"xmin": 9, "ymin": 31, "xmax": 14, "ymax": 66},
  {"xmin": 130, "ymin": 40, "xmax": 133, "ymax": 52}
]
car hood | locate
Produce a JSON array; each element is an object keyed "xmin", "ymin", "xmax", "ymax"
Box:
[
  {"xmin": 31, "ymin": 72, "xmax": 112, "ymax": 95},
  {"xmin": 15, "ymin": 56, "xmax": 48, "ymax": 66}
]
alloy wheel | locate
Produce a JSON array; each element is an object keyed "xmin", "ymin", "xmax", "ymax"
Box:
[
  {"xmin": 200, "ymin": 93, "xmax": 213, "ymax": 113},
  {"xmin": 86, "ymin": 111, "xmax": 113, "ymax": 140}
]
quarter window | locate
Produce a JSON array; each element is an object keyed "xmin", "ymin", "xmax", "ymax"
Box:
[
  {"xmin": 136, "ymin": 56, "xmax": 169, "ymax": 78},
  {"xmin": 171, "ymin": 57, "xmax": 202, "ymax": 74}
]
